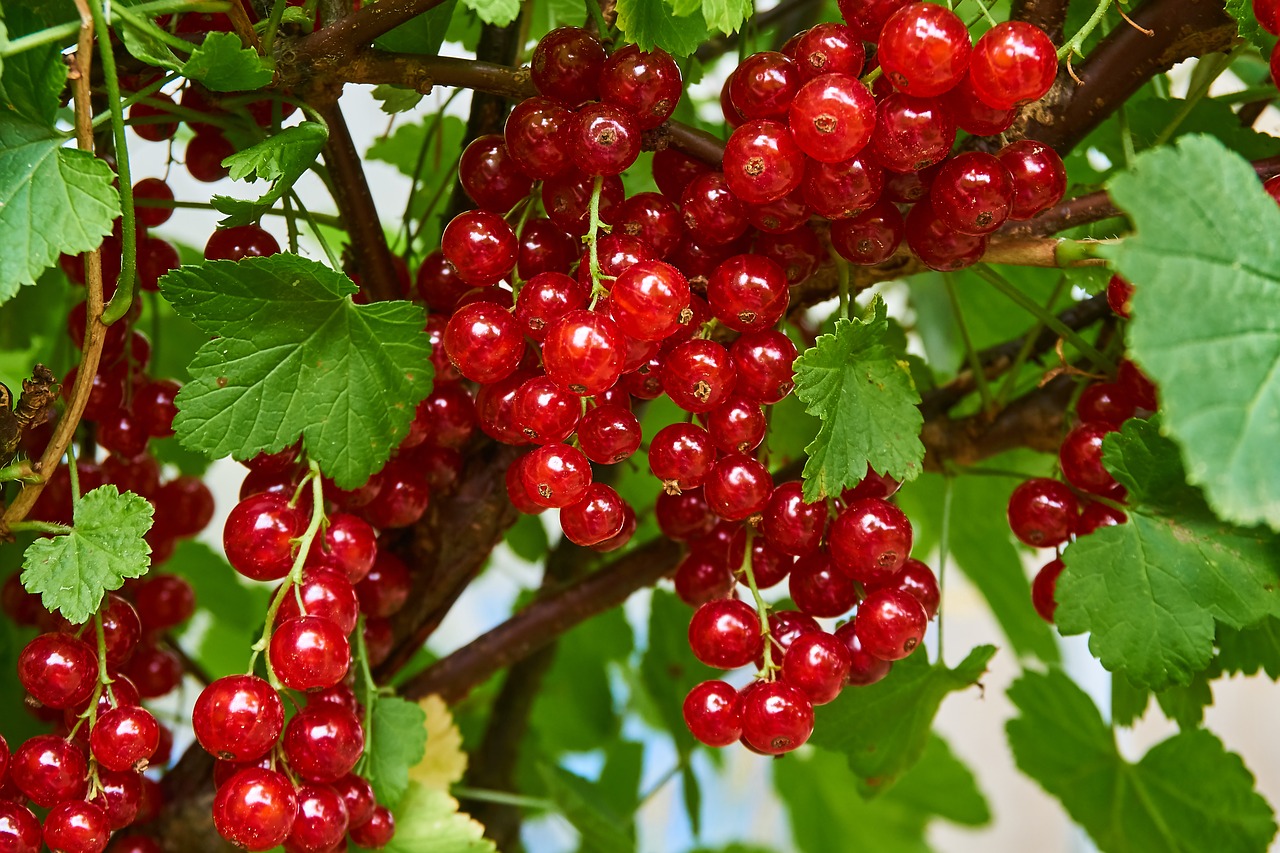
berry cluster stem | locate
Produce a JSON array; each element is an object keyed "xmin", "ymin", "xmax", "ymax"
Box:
[
  {"xmin": 250, "ymin": 459, "xmax": 327, "ymax": 688},
  {"xmin": 737, "ymin": 528, "xmax": 776, "ymax": 675},
  {"xmin": 587, "ymin": 174, "xmax": 608, "ymax": 304}
]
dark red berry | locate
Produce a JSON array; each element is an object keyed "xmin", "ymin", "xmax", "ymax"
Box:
[
  {"xmin": 682, "ymin": 680, "xmax": 742, "ymax": 747},
  {"xmin": 531, "ymin": 27, "xmax": 606, "ymax": 105},
  {"xmin": 283, "ymin": 706, "xmax": 365, "ymax": 783},
  {"xmin": 781, "ymin": 631, "xmax": 851, "ymax": 705},
  {"xmin": 193, "ymin": 675, "xmax": 285, "ymax": 762},
  {"xmin": 855, "ymin": 588, "xmax": 927, "ymax": 660},
  {"xmin": 1032, "ymin": 558, "xmax": 1064, "ymax": 622},
  {"xmin": 213, "ymin": 768, "xmax": 298, "ymax": 852},
  {"xmin": 18, "ymin": 633, "xmax": 97, "ymax": 710},
  {"xmin": 829, "ymin": 498, "xmax": 913, "ymax": 584},
  {"xmin": 1007, "ymin": 478, "xmax": 1079, "ymax": 547},
  {"xmin": 689, "ymin": 599, "xmax": 763, "ymax": 669},
  {"xmin": 269, "ymin": 617, "xmax": 351, "ymax": 691},
  {"xmin": 736, "ymin": 680, "xmax": 814, "ymax": 754},
  {"xmin": 789, "ymin": 551, "xmax": 859, "ymax": 618},
  {"xmin": 969, "ymin": 22, "xmax": 1058, "ymax": 109}
]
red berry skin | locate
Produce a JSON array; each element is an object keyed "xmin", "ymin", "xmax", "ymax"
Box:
[
  {"xmin": 829, "ymin": 498, "xmax": 914, "ymax": 585},
  {"xmin": 458, "ymin": 135, "xmax": 533, "ymax": 214},
  {"xmin": 349, "ymin": 806, "xmax": 395, "ymax": 849},
  {"xmin": 279, "ymin": 567, "xmax": 361, "ymax": 635},
  {"xmin": 441, "ymin": 210, "xmax": 518, "ymax": 286},
  {"xmin": 649, "ymin": 423, "xmax": 717, "ymax": 493},
  {"xmin": 577, "ymin": 404, "xmax": 641, "ymax": 464},
  {"xmin": 542, "ymin": 309, "xmax": 625, "ymax": 396},
  {"xmin": 1107, "ymin": 275, "xmax": 1135, "ymax": 319},
  {"xmin": 223, "ymin": 493, "xmax": 307, "ymax": 582},
  {"xmin": 600, "ymin": 43, "xmax": 682, "ymax": 129},
  {"xmin": 789, "ymin": 551, "xmax": 859, "ymax": 618},
  {"xmin": 610, "ymin": 260, "xmax": 691, "ymax": 341},
  {"xmin": 193, "ymin": 675, "xmax": 285, "ymax": 762},
  {"xmin": 332, "ymin": 774, "xmax": 376, "ymax": 828},
  {"xmin": 361, "ymin": 459, "xmax": 430, "ymax": 530},
  {"xmin": 689, "ymin": 599, "xmax": 764, "ymax": 669},
  {"xmin": 795, "ymin": 23, "xmax": 866, "ymax": 79},
  {"xmin": 0, "ymin": 802, "xmax": 41, "ymax": 853},
  {"xmin": 271, "ymin": 617, "xmax": 351, "ymax": 691},
  {"xmin": 837, "ymin": 0, "xmax": 913, "ymax": 40},
  {"xmin": 12, "ymin": 736, "xmax": 88, "ymax": 807},
  {"xmin": 287, "ymin": 784, "xmax": 349, "ymax": 853},
  {"xmin": 1118, "ymin": 360, "xmax": 1158, "ymax": 411},
  {"xmin": 879, "ymin": 3, "xmax": 972, "ymax": 97},
  {"xmin": 571, "ymin": 103, "xmax": 641, "ymax": 176},
  {"xmin": 736, "ymin": 681, "xmax": 815, "ymax": 755},
  {"xmin": 515, "ymin": 375, "xmax": 581, "ymax": 445},
  {"xmin": 1078, "ymin": 381, "xmax": 1137, "ymax": 430},
  {"xmin": 1032, "ymin": 558, "xmax": 1064, "ymax": 622},
  {"xmin": 134, "ymin": 574, "xmax": 195, "ymax": 632},
  {"xmin": 800, "ymin": 154, "xmax": 884, "ymax": 220},
  {"xmin": 515, "ymin": 271, "xmax": 587, "ymax": 342},
  {"xmin": 1077, "ymin": 501, "xmax": 1127, "ymax": 536},
  {"xmin": 213, "ymin": 768, "xmax": 298, "ymax": 852},
  {"xmin": 205, "ymin": 224, "xmax": 280, "ymax": 261},
  {"xmin": 18, "ymin": 633, "xmax": 97, "ymax": 710},
  {"xmin": 662, "ymin": 340, "xmax": 738, "ymax": 414},
  {"xmin": 308, "ymin": 513, "xmax": 377, "ymax": 583},
  {"xmin": 89, "ymin": 768, "xmax": 142, "ymax": 830},
  {"xmin": 129, "ymin": 94, "xmax": 178, "ymax": 141},
  {"xmin": 612, "ymin": 192, "xmax": 683, "ymax": 257},
  {"xmin": 680, "ymin": 173, "xmax": 750, "ymax": 247},
  {"xmin": 731, "ymin": 330, "xmax": 798, "ymax": 404},
  {"xmin": 997, "ymin": 140, "xmax": 1067, "ymax": 220},
  {"xmin": 133, "ymin": 178, "xmax": 174, "ymax": 228},
  {"xmin": 90, "ymin": 705, "xmax": 160, "ymax": 772},
  {"xmin": 517, "ymin": 218, "xmax": 578, "ymax": 280},
  {"xmin": 969, "ymin": 21, "xmax": 1058, "ymax": 109},
  {"xmin": 782, "ymin": 631, "xmax": 851, "ymax": 705},
  {"xmin": 869, "ymin": 557, "xmax": 941, "ymax": 620},
  {"xmin": 43, "ymin": 801, "xmax": 109, "ymax": 853},
  {"xmin": 543, "ymin": 172, "xmax": 624, "ymax": 237},
  {"xmin": 1059, "ymin": 422, "xmax": 1121, "ymax": 496},
  {"xmin": 673, "ymin": 552, "xmax": 734, "ymax": 606},
  {"xmin": 186, "ymin": 131, "xmax": 235, "ymax": 182},
  {"xmin": 531, "ymin": 27, "xmax": 606, "ymax": 105},
  {"xmin": 121, "ymin": 641, "xmax": 183, "ymax": 698},
  {"xmin": 283, "ymin": 706, "xmax": 365, "ymax": 783},
  {"xmin": 1258, "ymin": 0, "xmax": 1280, "ymax": 33},
  {"xmin": 704, "ymin": 454, "xmax": 774, "ymax": 522},
  {"xmin": 708, "ymin": 396, "xmax": 767, "ymax": 454},
  {"xmin": 789, "ymin": 72, "xmax": 876, "ymax": 164},
  {"xmin": 505, "ymin": 97, "xmax": 573, "ymax": 180},
  {"xmin": 522, "ymin": 442, "xmax": 593, "ymax": 509},
  {"xmin": 830, "ymin": 200, "xmax": 905, "ymax": 265},
  {"xmin": 723, "ymin": 120, "xmax": 805, "ymax": 205},
  {"xmin": 560, "ymin": 483, "xmax": 627, "ymax": 546},
  {"xmin": 856, "ymin": 588, "xmax": 928, "ymax": 660},
  {"xmin": 708, "ymin": 254, "xmax": 790, "ymax": 334},
  {"xmin": 904, "ymin": 197, "xmax": 988, "ymax": 272},
  {"xmin": 656, "ymin": 489, "xmax": 716, "ymax": 542},
  {"xmin": 442, "ymin": 301, "xmax": 524, "ymax": 385},
  {"xmin": 944, "ymin": 73, "xmax": 1017, "ymax": 135},
  {"xmin": 1007, "ymin": 478, "xmax": 1079, "ymax": 548},
  {"xmin": 870, "ymin": 94, "xmax": 956, "ymax": 173},
  {"xmin": 761, "ymin": 481, "xmax": 828, "ymax": 556},
  {"xmin": 683, "ymin": 680, "xmax": 742, "ymax": 747},
  {"xmin": 931, "ymin": 152, "xmax": 1015, "ymax": 235},
  {"xmin": 834, "ymin": 620, "xmax": 893, "ymax": 685},
  {"xmin": 731, "ymin": 52, "xmax": 802, "ymax": 120}
]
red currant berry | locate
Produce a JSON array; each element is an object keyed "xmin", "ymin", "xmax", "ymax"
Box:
[
  {"xmin": 674, "ymin": 552, "xmax": 734, "ymax": 606},
  {"xmin": 133, "ymin": 178, "xmax": 174, "ymax": 228},
  {"xmin": 514, "ymin": 375, "xmax": 580, "ymax": 444},
  {"xmin": 1031, "ymin": 557, "xmax": 1064, "ymax": 622},
  {"xmin": 1077, "ymin": 501, "xmax": 1127, "ymax": 535},
  {"xmin": 205, "ymin": 224, "xmax": 280, "ymax": 261},
  {"xmin": 43, "ymin": 801, "xmax": 109, "ymax": 853},
  {"xmin": 829, "ymin": 498, "xmax": 913, "ymax": 584},
  {"xmin": 90, "ymin": 705, "xmax": 160, "ymax": 772},
  {"xmin": 944, "ymin": 72, "xmax": 1018, "ymax": 135},
  {"xmin": 133, "ymin": 574, "xmax": 195, "ymax": 631},
  {"xmin": 1117, "ymin": 360, "xmax": 1158, "ymax": 411},
  {"xmin": 12, "ymin": 735, "xmax": 88, "ymax": 807},
  {"xmin": 577, "ymin": 404, "xmax": 642, "ymax": 464},
  {"xmin": 649, "ymin": 423, "xmax": 716, "ymax": 493},
  {"xmin": 186, "ymin": 131, "xmax": 234, "ymax": 182},
  {"xmin": 531, "ymin": 27, "xmax": 606, "ymax": 105},
  {"xmin": 997, "ymin": 140, "xmax": 1067, "ymax": 220},
  {"xmin": 287, "ymin": 783, "xmax": 349, "ymax": 853},
  {"xmin": 223, "ymin": 493, "xmax": 307, "ymax": 581},
  {"xmin": 794, "ymin": 23, "xmax": 866, "ymax": 79},
  {"xmin": 800, "ymin": 154, "xmax": 884, "ymax": 220},
  {"xmin": 349, "ymin": 806, "xmax": 395, "ymax": 849},
  {"xmin": 830, "ymin": 200, "xmax": 905, "ymax": 265},
  {"xmin": 213, "ymin": 768, "xmax": 298, "ymax": 852},
  {"xmin": 1078, "ymin": 381, "xmax": 1138, "ymax": 430},
  {"xmin": 662, "ymin": 340, "xmax": 737, "ymax": 414},
  {"xmin": 121, "ymin": 641, "xmax": 183, "ymax": 698},
  {"xmin": 788, "ymin": 73, "xmax": 876, "ymax": 165},
  {"xmin": 278, "ymin": 568, "xmax": 361, "ymax": 635},
  {"xmin": 707, "ymin": 396, "xmax": 767, "ymax": 454},
  {"xmin": 308, "ymin": 513, "xmax": 377, "ymax": 583},
  {"xmin": 969, "ymin": 22, "xmax": 1058, "ymax": 109},
  {"xmin": 868, "ymin": 557, "xmax": 941, "ymax": 620},
  {"xmin": 18, "ymin": 633, "xmax": 97, "ymax": 710},
  {"xmin": 722, "ymin": 120, "xmax": 805, "ymax": 204},
  {"xmin": 704, "ymin": 454, "xmax": 773, "ymax": 521},
  {"xmin": 1007, "ymin": 478, "xmax": 1080, "ymax": 548},
  {"xmin": 656, "ymin": 489, "xmax": 716, "ymax": 541},
  {"xmin": 332, "ymin": 774, "xmax": 376, "ymax": 828},
  {"xmin": 1059, "ymin": 422, "xmax": 1121, "ymax": 496},
  {"xmin": 904, "ymin": 197, "xmax": 988, "ymax": 271},
  {"xmin": 782, "ymin": 631, "xmax": 851, "ymax": 705},
  {"xmin": 736, "ymin": 680, "xmax": 814, "ymax": 754},
  {"xmin": 269, "ymin": 617, "xmax": 351, "ymax": 691},
  {"xmin": 514, "ymin": 271, "xmax": 586, "ymax": 342},
  {"xmin": 707, "ymin": 254, "xmax": 790, "ymax": 333},
  {"xmin": 855, "ymin": 588, "xmax": 927, "ymax": 660},
  {"xmin": 505, "ymin": 97, "xmax": 573, "ymax": 179},
  {"xmin": 834, "ymin": 620, "xmax": 893, "ymax": 685},
  {"xmin": 761, "ymin": 481, "xmax": 827, "ymax": 556},
  {"xmin": 522, "ymin": 442, "xmax": 592, "ymax": 508},
  {"xmin": 543, "ymin": 309, "xmax": 626, "ymax": 396},
  {"xmin": 652, "ymin": 147, "xmax": 713, "ymax": 201},
  {"xmin": 789, "ymin": 551, "xmax": 859, "ymax": 618},
  {"xmin": 610, "ymin": 260, "xmax": 691, "ymax": 341},
  {"xmin": 682, "ymin": 680, "xmax": 742, "ymax": 747},
  {"xmin": 878, "ymin": 3, "xmax": 971, "ymax": 97},
  {"xmin": 680, "ymin": 173, "xmax": 750, "ymax": 246},
  {"xmin": 870, "ymin": 93, "xmax": 956, "ymax": 173},
  {"xmin": 458, "ymin": 135, "xmax": 534, "ymax": 213},
  {"xmin": 730, "ymin": 52, "xmax": 802, "ymax": 120},
  {"xmin": 543, "ymin": 172, "xmax": 624, "ymax": 236},
  {"xmin": 560, "ymin": 483, "xmax": 628, "ymax": 546},
  {"xmin": 931, "ymin": 151, "xmax": 1015, "ymax": 235},
  {"xmin": 1106, "ymin": 275, "xmax": 1135, "ymax": 319},
  {"xmin": 129, "ymin": 94, "xmax": 179, "ymax": 141},
  {"xmin": 1258, "ymin": 0, "xmax": 1280, "ymax": 33},
  {"xmin": 600, "ymin": 43, "xmax": 682, "ymax": 129},
  {"xmin": 0, "ymin": 802, "xmax": 40, "ymax": 853},
  {"xmin": 730, "ymin": 330, "xmax": 797, "ymax": 404},
  {"xmin": 441, "ymin": 210, "xmax": 518, "ymax": 286},
  {"xmin": 689, "ymin": 599, "xmax": 763, "ymax": 669},
  {"xmin": 193, "ymin": 675, "xmax": 285, "ymax": 761},
  {"xmin": 283, "ymin": 705, "xmax": 365, "ymax": 783},
  {"xmin": 362, "ymin": 458, "xmax": 430, "ymax": 529},
  {"xmin": 570, "ymin": 104, "xmax": 640, "ymax": 176}
]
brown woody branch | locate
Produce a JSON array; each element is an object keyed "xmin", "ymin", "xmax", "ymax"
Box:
[
  {"xmin": 293, "ymin": 0, "xmax": 452, "ymax": 64},
  {"xmin": 1010, "ymin": 0, "xmax": 1069, "ymax": 44}
]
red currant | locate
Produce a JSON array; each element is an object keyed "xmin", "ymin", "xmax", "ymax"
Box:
[
  {"xmin": 18, "ymin": 633, "xmax": 97, "ymax": 710},
  {"xmin": 441, "ymin": 210, "xmax": 518, "ymax": 286},
  {"xmin": 781, "ymin": 631, "xmax": 851, "ymax": 705},
  {"xmin": 761, "ymin": 481, "xmax": 827, "ymax": 556},
  {"xmin": 682, "ymin": 680, "xmax": 742, "ymax": 747},
  {"xmin": 870, "ymin": 93, "xmax": 956, "ymax": 173},
  {"xmin": 736, "ymin": 680, "xmax": 814, "ymax": 754},
  {"xmin": 531, "ymin": 27, "xmax": 605, "ymax": 105},
  {"xmin": 287, "ymin": 783, "xmax": 349, "ymax": 853},
  {"xmin": 998, "ymin": 140, "xmax": 1067, "ymax": 220},
  {"xmin": 205, "ymin": 224, "xmax": 280, "ymax": 261},
  {"xmin": 577, "ymin": 404, "xmax": 642, "ymax": 464},
  {"xmin": 969, "ymin": 22, "xmax": 1058, "ymax": 109},
  {"xmin": 1031, "ymin": 557, "xmax": 1064, "ymax": 622},
  {"xmin": 789, "ymin": 551, "xmax": 859, "ymax": 618},
  {"xmin": 610, "ymin": 260, "xmax": 691, "ymax": 341},
  {"xmin": 855, "ymin": 588, "xmax": 927, "ymax": 660},
  {"xmin": 223, "ymin": 493, "xmax": 307, "ymax": 582},
  {"xmin": 90, "ymin": 705, "xmax": 160, "ymax": 772},
  {"xmin": 193, "ymin": 675, "xmax": 285, "ymax": 761},
  {"xmin": 269, "ymin": 617, "xmax": 351, "ymax": 691},
  {"xmin": 704, "ymin": 454, "xmax": 773, "ymax": 522},
  {"xmin": 688, "ymin": 599, "xmax": 763, "ymax": 669},
  {"xmin": 662, "ymin": 340, "xmax": 738, "ymax": 413},
  {"xmin": 43, "ymin": 801, "xmax": 109, "ymax": 853},
  {"xmin": 213, "ymin": 768, "xmax": 298, "ymax": 852},
  {"xmin": 349, "ymin": 806, "xmax": 395, "ymax": 849},
  {"xmin": 1059, "ymin": 422, "xmax": 1121, "ymax": 496},
  {"xmin": 458, "ymin": 135, "xmax": 533, "ymax": 213},
  {"xmin": 283, "ymin": 705, "xmax": 365, "ymax": 783},
  {"xmin": 829, "ymin": 498, "xmax": 913, "ymax": 584},
  {"xmin": 560, "ymin": 483, "xmax": 628, "ymax": 546},
  {"xmin": 542, "ymin": 309, "xmax": 625, "ymax": 396}
]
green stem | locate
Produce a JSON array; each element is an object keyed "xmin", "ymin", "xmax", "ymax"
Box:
[
  {"xmin": 6, "ymin": 520, "xmax": 73, "ymax": 535},
  {"xmin": 936, "ymin": 475, "xmax": 954, "ymax": 663},
  {"xmin": 134, "ymin": 197, "xmax": 345, "ymax": 229},
  {"xmin": 832, "ymin": 249, "xmax": 852, "ymax": 321},
  {"xmin": 974, "ymin": 265, "xmax": 1114, "ymax": 371},
  {"xmin": 262, "ymin": 0, "xmax": 290, "ymax": 53},
  {"xmin": 585, "ymin": 0, "xmax": 611, "ymax": 39},
  {"xmin": 249, "ymin": 461, "xmax": 327, "ymax": 687},
  {"xmin": 995, "ymin": 275, "xmax": 1069, "ymax": 406},
  {"xmin": 286, "ymin": 191, "xmax": 342, "ymax": 269},
  {"xmin": 1212, "ymin": 85, "xmax": 1279, "ymax": 104},
  {"xmin": 354, "ymin": 613, "xmax": 377, "ymax": 775},
  {"xmin": 1058, "ymin": 0, "xmax": 1112, "ymax": 60},
  {"xmin": 964, "ymin": 0, "xmax": 999, "ymax": 27},
  {"xmin": 87, "ymin": 0, "xmax": 137, "ymax": 326},
  {"xmin": 1151, "ymin": 47, "xmax": 1246, "ymax": 149},
  {"xmin": 0, "ymin": 0, "xmax": 230, "ymax": 57},
  {"xmin": 0, "ymin": 462, "xmax": 39, "ymax": 484},
  {"xmin": 66, "ymin": 442, "xmax": 81, "ymax": 503},
  {"xmin": 93, "ymin": 72, "xmax": 183, "ymax": 128},
  {"xmin": 943, "ymin": 273, "xmax": 996, "ymax": 412},
  {"xmin": 861, "ymin": 66, "xmax": 882, "ymax": 87},
  {"xmin": 737, "ymin": 528, "xmax": 776, "ymax": 675},
  {"xmin": 112, "ymin": 6, "xmax": 198, "ymax": 52},
  {"xmin": 586, "ymin": 175, "xmax": 609, "ymax": 304},
  {"xmin": 283, "ymin": 192, "xmax": 301, "ymax": 255},
  {"xmin": 452, "ymin": 787, "xmax": 555, "ymax": 810}
]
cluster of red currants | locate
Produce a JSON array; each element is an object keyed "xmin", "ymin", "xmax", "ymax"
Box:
[
  {"xmin": 1006, "ymin": 281, "xmax": 1159, "ymax": 622},
  {"xmin": 203, "ymin": 471, "xmax": 405, "ymax": 851}
]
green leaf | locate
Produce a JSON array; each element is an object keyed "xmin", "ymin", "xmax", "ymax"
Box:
[
  {"xmin": 897, "ymin": 469, "xmax": 1059, "ymax": 662},
  {"xmin": 1109, "ymin": 135, "xmax": 1280, "ymax": 530},
  {"xmin": 459, "ymin": 0, "xmax": 519, "ymax": 26},
  {"xmin": 531, "ymin": 606, "xmax": 632, "ymax": 754},
  {"xmin": 669, "ymin": 0, "xmax": 751, "ymax": 33},
  {"xmin": 0, "ymin": 7, "xmax": 67, "ymax": 126},
  {"xmin": 1217, "ymin": 617, "xmax": 1280, "ymax": 679},
  {"xmin": 0, "ymin": 116, "xmax": 120, "ymax": 304},
  {"xmin": 164, "ymin": 541, "xmax": 270, "ymax": 677},
  {"xmin": 793, "ymin": 297, "xmax": 925, "ymax": 502},
  {"xmin": 616, "ymin": 0, "xmax": 710, "ymax": 56},
  {"xmin": 777, "ymin": 735, "xmax": 989, "ymax": 853},
  {"xmin": 374, "ymin": 0, "xmax": 457, "ymax": 54},
  {"xmin": 159, "ymin": 254, "xmax": 433, "ymax": 488},
  {"xmin": 371, "ymin": 85, "xmax": 424, "ymax": 115},
  {"xmin": 539, "ymin": 764, "xmax": 635, "ymax": 852},
  {"xmin": 358, "ymin": 782, "xmax": 494, "ymax": 853},
  {"xmin": 180, "ymin": 31, "xmax": 272, "ymax": 92},
  {"xmin": 21, "ymin": 485, "xmax": 153, "ymax": 624},
  {"xmin": 116, "ymin": 15, "xmax": 184, "ymax": 72},
  {"xmin": 213, "ymin": 122, "xmax": 328, "ymax": 226},
  {"xmin": 504, "ymin": 514, "xmax": 547, "ymax": 563},
  {"xmin": 808, "ymin": 644, "xmax": 995, "ymax": 795},
  {"xmin": 366, "ymin": 697, "xmax": 428, "ymax": 808},
  {"xmin": 1056, "ymin": 419, "xmax": 1280, "ymax": 689},
  {"xmin": 1007, "ymin": 669, "xmax": 1277, "ymax": 853},
  {"xmin": 1227, "ymin": 0, "xmax": 1274, "ymax": 53}
]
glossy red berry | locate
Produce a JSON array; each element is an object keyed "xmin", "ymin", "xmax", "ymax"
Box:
[
  {"xmin": 1059, "ymin": 422, "xmax": 1121, "ymax": 496},
  {"xmin": 441, "ymin": 210, "xmax": 518, "ymax": 285},
  {"xmin": 879, "ymin": 3, "xmax": 971, "ymax": 97},
  {"xmin": 278, "ymin": 568, "xmax": 360, "ymax": 635},
  {"xmin": 205, "ymin": 224, "xmax": 280, "ymax": 261},
  {"xmin": 969, "ymin": 21, "xmax": 1058, "ymax": 109},
  {"xmin": 522, "ymin": 442, "xmax": 592, "ymax": 508},
  {"xmin": 834, "ymin": 620, "xmax": 893, "ymax": 685},
  {"xmin": 1106, "ymin": 275, "xmax": 1135, "ymax": 319},
  {"xmin": 331, "ymin": 774, "xmax": 375, "ymax": 828},
  {"xmin": 722, "ymin": 120, "xmax": 805, "ymax": 205},
  {"xmin": 43, "ymin": 801, "xmax": 109, "ymax": 853},
  {"xmin": 662, "ymin": 340, "xmax": 738, "ymax": 414},
  {"xmin": 704, "ymin": 454, "xmax": 773, "ymax": 522},
  {"xmin": 870, "ymin": 93, "xmax": 956, "ymax": 173},
  {"xmin": 443, "ymin": 301, "xmax": 524, "ymax": 384},
  {"xmin": 794, "ymin": 23, "xmax": 865, "ymax": 78},
  {"xmin": 560, "ymin": 483, "xmax": 628, "ymax": 546},
  {"xmin": 689, "ymin": 599, "xmax": 763, "ymax": 669},
  {"xmin": 869, "ymin": 557, "xmax": 941, "ymax": 620},
  {"xmin": 997, "ymin": 140, "xmax": 1067, "ymax": 220},
  {"xmin": 514, "ymin": 375, "xmax": 580, "ymax": 444},
  {"xmin": 283, "ymin": 706, "xmax": 365, "ymax": 783},
  {"xmin": 1077, "ymin": 501, "xmax": 1127, "ymax": 535},
  {"xmin": 649, "ymin": 423, "xmax": 716, "ymax": 493},
  {"xmin": 944, "ymin": 72, "xmax": 1017, "ymax": 135},
  {"xmin": 830, "ymin": 200, "xmax": 905, "ymax": 265},
  {"xmin": 800, "ymin": 154, "xmax": 884, "ymax": 220},
  {"xmin": 505, "ymin": 97, "xmax": 573, "ymax": 179},
  {"xmin": 730, "ymin": 330, "xmax": 797, "ymax": 404},
  {"xmin": 133, "ymin": 178, "xmax": 174, "ymax": 227},
  {"xmin": 223, "ymin": 493, "xmax": 307, "ymax": 582},
  {"xmin": 788, "ymin": 73, "xmax": 876, "ymax": 164},
  {"xmin": 213, "ymin": 768, "xmax": 298, "ymax": 852},
  {"xmin": 193, "ymin": 675, "xmax": 285, "ymax": 761},
  {"xmin": 129, "ymin": 94, "xmax": 178, "ymax": 141},
  {"xmin": 1032, "ymin": 557, "xmax": 1064, "ymax": 622},
  {"xmin": 542, "ymin": 309, "xmax": 626, "ymax": 396},
  {"xmin": 829, "ymin": 498, "xmax": 914, "ymax": 584},
  {"xmin": 12, "ymin": 735, "xmax": 88, "ymax": 807},
  {"xmin": 736, "ymin": 681, "xmax": 814, "ymax": 754},
  {"xmin": 730, "ymin": 52, "xmax": 802, "ymax": 120},
  {"xmin": 458, "ymin": 135, "xmax": 533, "ymax": 213},
  {"xmin": 121, "ymin": 641, "xmax": 182, "ymax": 698},
  {"xmin": 782, "ymin": 631, "xmax": 851, "ymax": 705},
  {"xmin": 269, "ymin": 617, "xmax": 351, "ymax": 691},
  {"xmin": 308, "ymin": 513, "xmax": 377, "ymax": 583},
  {"xmin": 0, "ymin": 802, "xmax": 40, "ymax": 853},
  {"xmin": 133, "ymin": 574, "xmax": 195, "ymax": 631},
  {"xmin": 761, "ymin": 481, "xmax": 827, "ymax": 556},
  {"xmin": 682, "ymin": 680, "xmax": 742, "ymax": 747},
  {"xmin": 707, "ymin": 254, "xmax": 790, "ymax": 333},
  {"xmin": 1118, "ymin": 360, "xmax": 1158, "ymax": 411},
  {"xmin": 904, "ymin": 197, "xmax": 988, "ymax": 271},
  {"xmin": 18, "ymin": 633, "xmax": 97, "ymax": 710},
  {"xmin": 362, "ymin": 459, "xmax": 430, "ymax": 529},
  {"xmin": 707, "ymin": 396, "xmax": 767, "ymax": 454},
  {"xmin": 789, "ymin": 551, "xmax": 859, "ymax": 618},
  {"xmin": 577, "ymin": 404, "xmax": 642, "ymax": 464},
  {"xmin": 531, "ymin": 27, "xmax": 606, "ymax": 105},
  {"xmin": 90, "ymin": 705, "xmax": 160, "ymax": 772},
  {"xmin": 855, "ymin": 588, "xmax": 927, "ymax": 660},
  {"xmin": 186, "ymin": 131, "xmax": 234, "ymax": 182},
  {"xmin": 571, "ymin": 104, "xmax": 641, "ymax": 176},
  {"xmin": 837, "ymin": 0, "xmax": 913, "ymax": 40},
  {"xmin": 598, "ymin": 43, "xmax": 682, "ymax": 129},
  {"xmin": 1257, "ymin": 0, "xmax": 1280, "ymax": 33},
  {"xmin": 680, "ymin": 173, "xmax": 750, "ymax": 246},
  {"xmin": 349, "ymin": 806, "xmax": 395, "ymax": 849},
  {"xmin": 285, "ymin": 783, "xmax": 349, "ymax": 853},
  {"xmin": 610, "ymin": 260, "xmax": 691, "ymax": 341}
]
